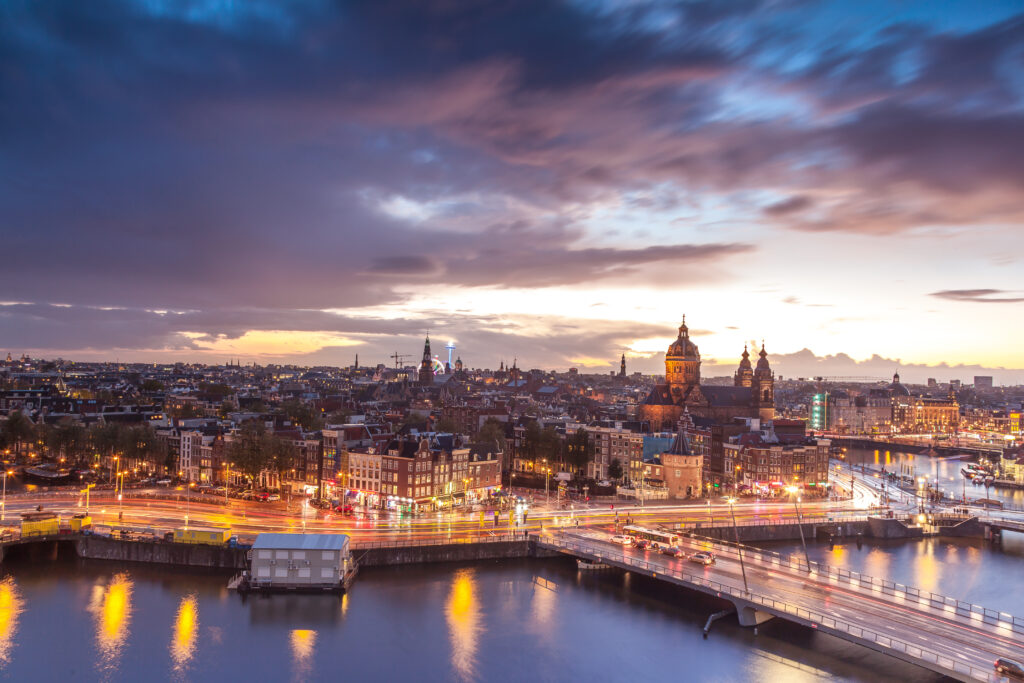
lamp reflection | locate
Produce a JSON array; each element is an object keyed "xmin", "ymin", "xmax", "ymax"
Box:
[
  {"xmin": 89, "ymin": 572, "xmax": 133, "ymax": 676},
  {"xmin": 446, "ymin": 568, "xmax": 481, "ymax": 681},
  {"xmin": 0, "ymin": 577, "xmax": 23, "ymax": 667},
  {"xmin": 290, "ymin": 629, "xmax": 316, "ymax": 680},
  {"xmin": 170, "ymin": 594, "xmax": 199, "ymax": 674}
]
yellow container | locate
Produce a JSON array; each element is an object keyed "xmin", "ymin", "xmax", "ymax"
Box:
[
  {"xmin": 70, "ymin": 515, "xmax": 92, "ymax": 532},
  {"xmin": 173, "ymin": 527, "xmax": 231, "ymax": 545},
  {"xmin": 21, "ymin": 516, "xmax": 60, "ymax": 537}
]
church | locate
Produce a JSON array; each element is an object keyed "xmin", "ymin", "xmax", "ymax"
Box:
[{"xmin": 640, "ymin": 316, "xmax": 775, "ymax": 431}]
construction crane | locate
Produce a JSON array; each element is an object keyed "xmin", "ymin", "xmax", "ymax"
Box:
[
  {"xmin": 810, "ymin": 376, "xmax": 889, "ymax": 383},
  {"xmin": 391, "ymin": 352, "xmax": 410, "ymax": 369}
]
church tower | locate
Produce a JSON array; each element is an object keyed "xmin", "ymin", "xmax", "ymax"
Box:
[
  {"xmin": 734, "ymin": 345, "xmax": 753, "ymax": 387},
  {"xmin": 753, "ymin": 342, "xmax": 774, "ymax": 420},
  {"xmin": 454, "ymin": 356, "xmax": 463, "ymax": 372},
  {"xmin": 419, "ymin": 336, "xmax": 434, "ymax": 385},
  {"xmin": 619, "ymin": 353, "xmax": 626, "ymax": 378},
  {"xmin": 665, "ymin": 315, "xmax": 700, "ymax": 400}
]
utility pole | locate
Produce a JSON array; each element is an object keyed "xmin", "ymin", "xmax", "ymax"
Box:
[{"xmin": 728, "ymin": 498, "xmax": 749, "ymax": 594}]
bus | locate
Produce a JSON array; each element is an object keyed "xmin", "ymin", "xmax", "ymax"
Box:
[{"xmin": 623, "ymin": 525, "xmax": 681, "ymax": 549}]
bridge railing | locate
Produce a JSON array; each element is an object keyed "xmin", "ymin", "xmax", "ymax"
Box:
[
  {"xmin": 685, "ymin": 514, "xmax": 870, "ymax": 531},
  {"xmin": 543, "ymin": 536, "xmax": 990, "ymax": 681},
  {"xmin": 681, "ymin": 531, "xmax": 1024, "ymax": 636}
]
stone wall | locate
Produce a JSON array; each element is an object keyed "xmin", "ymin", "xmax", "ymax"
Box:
[
  {"xmin": 354, "ymin": 540, "xmax": 560, "ymax": 567},
  {"xmin": 75, "ymin": 535, "xmax": 248, "ymax": 569}
]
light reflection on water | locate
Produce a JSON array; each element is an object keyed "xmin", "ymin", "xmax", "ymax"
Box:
[
  {"xmin": 446, "ymin": 568, "xmax": 482, "ymax": 682},
  {"xmin": 0, "ymin": 577, "xmax": 23, "ymax": 667},
  {"xmin": 89, "ymin": 572, "xmax": 133, "ymax": 677},
  {"xmin": 290, "ymin": 629, "xmax": 316, "ymax": 681},
  {"xmin": 170, "ymin": 594, "xmax": 199, "ymax": 675}
]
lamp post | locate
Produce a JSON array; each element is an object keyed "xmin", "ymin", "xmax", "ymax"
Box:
[
  {"xmin": 1, "ymin": 469, "xmax": 10, "ymax": 522},
  {"xmin": 226, "ymin": 462, "xmax": 232, "ymax": 505},
  {"xmin": 727, "ymin": 498, "xmax": 749, "ymax": 593},
  {"xmin": 81, "ymin": 482, "xmax": 95, "ymax": 516},
  {"xmin": 117, "ymin": 471, "xmax": 125, "ymax": 521},
  {"xmin": 786, "ymin": 485, "xmax": 810, "ymax": 572}
]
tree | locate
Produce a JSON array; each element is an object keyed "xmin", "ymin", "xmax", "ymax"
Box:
[
  {"xmin": 435, "ymin": 416, "xmax": 457, "ymax": 433},
  {"xmin": 477, "ymin": 418, "xmax": 507, "ymax": 452},
  {"xmin": 45, "ymin": 418, "xmax": 87, "ymax": 463},
  {"xmin": 270, "ymin": 436, "xmax": 297, "ymax": 488},
  {"xmin": 278, "ymin": 399, "xmax": 322, "ymax": 431},
  {"xmin": 140, "ymin": 379, "xmax": 165, "ymax": 393},
  {"xmin": 608, "ymin": 458, "xmax": 623, "ymax": 481},
  {"xmin": 565, "ymin": 428, "xmax": 593, "ymax": 470},
  {"xmin": 1, "ymin": 410, "xmax": 35, "ymax": 457},
  {"xmin": 228, "ymin": 421, "xmax": 272, "ymax": 488},
  {"xmin": 539, "ymin": 425, "xmax": 562, "ymax": 464},
  {"xmin": 522, "ymin": 421, "xmax": 542, "ymax": 462}
]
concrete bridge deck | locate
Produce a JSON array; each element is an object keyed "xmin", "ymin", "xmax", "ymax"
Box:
[{"xmin": 538, "ymin": 530, "xmax": 1024, "ymax": 682}]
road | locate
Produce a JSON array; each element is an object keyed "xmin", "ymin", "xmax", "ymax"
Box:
[{"xmin": 553, "ymin": 528, "xmax": 1024, "ymax": 681}]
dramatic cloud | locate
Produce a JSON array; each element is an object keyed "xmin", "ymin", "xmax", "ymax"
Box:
[
  {"xmin": 0, "ymin": 1, "xmax": 1022, "ymax": 367},
  {"xmin": 929, "ymin": 289, "xmax": 1024, "ymax": 303}
]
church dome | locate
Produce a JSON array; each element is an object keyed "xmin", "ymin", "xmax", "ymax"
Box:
[
  {"xmin": 889, "ymin": 371, "xmax": 910, "ymax": 397},
  {"xmin": 754, "ymin": 343, "xmax": 771, "ymax": 376},
  {"xmin": 738, "ymin": 345, "xmax": 752, "ymax": 370},
  {"xmin": 667, "ymin": 316, "xmax": 699, "ymax": 358}
]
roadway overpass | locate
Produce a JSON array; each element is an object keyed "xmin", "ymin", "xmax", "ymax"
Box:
[{"xmin": 539, "ymin": 530, "xmax": 1024, "ymax": 682}]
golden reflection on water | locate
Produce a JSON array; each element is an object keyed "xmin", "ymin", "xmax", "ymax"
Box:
[
  {"xmin": 446, "ymin": 568, "xmax": 482, "ymax": 681},
  {"xmin": 0, "ymin": 577, "xmax": 23, "ymax": 667},
  {"xmin": 290, "ymin": 629, "xmax": 317, "ymax": 680},
  {"xmin": 89, "ymin": 573, "xmax": 133, "ymax": 676},
  {"xmin": 170, "ymin": 594, "xmax": 199, "ymax": 674},
  {"xmin": 914, "ymin": 542, "xmax": 939, "ymax": 592}
]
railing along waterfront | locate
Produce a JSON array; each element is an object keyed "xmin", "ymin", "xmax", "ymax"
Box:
[
  {"xmin": 350, "ymin": 531, "xmax": 529, "ymax": 550},
  {"xmin": 543, "ymin": 535, "xmax": 992, "ymax": 681},
  {"xmin": 679, "ymin": 531, "xmax": 1024, "ymax": 636},
  {"xmin": 686, "ymin": 514, "xmax": 870, "ymax": 530}
]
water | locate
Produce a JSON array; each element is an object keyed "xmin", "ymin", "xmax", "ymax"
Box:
[
  {"xmin": 0, "ymin": 546, "xmax": 1007, "ymax": 683},
  {"xmin": 843, "ymin": 446, "xmax": 1024, "ymax": 508}
]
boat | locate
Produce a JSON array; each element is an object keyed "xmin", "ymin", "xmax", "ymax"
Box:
[
  {"xmin": 577, "ymin": 558, "xmax": 611, "ymax": 570},
  {"xmin": 23, "ymin": 465, "xmax": 73, "ymax": 484},
  {"xmin": 960, "ymin": 468, "xmax": 977, "ymax": 479}
]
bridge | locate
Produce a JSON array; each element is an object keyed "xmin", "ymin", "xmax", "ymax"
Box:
[{"xmin": 537, "ymin": 530, "xmax": 1024, "ymax": 682}]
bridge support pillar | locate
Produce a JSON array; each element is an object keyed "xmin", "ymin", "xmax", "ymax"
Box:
[{"xmin": 732, "ymin": 601, "xmax": 775, "ymax": 630}]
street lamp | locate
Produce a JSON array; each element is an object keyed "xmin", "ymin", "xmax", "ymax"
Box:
[
  {"xmin": 1, "ymin": 469, "xmax": 11, "ymax": 522},
  {"xmin": 727, "ymin": 498, "xmax": 749, "ymax": 593},
  {"xmin": 117, "ymin": 471, "xmax": 125, "ymax": 521},
  {"xmin": 226, "ymin": 462, "xmax": 233, "ymax": 505},
  {"xmin": 81, "ymin": 483, "xmax": 95, "ymax": 516},
  {"xmin": 786, "ymin": 485, "xmax": 810, "ymax": 572}
]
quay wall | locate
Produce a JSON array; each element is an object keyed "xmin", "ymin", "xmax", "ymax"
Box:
[
  {"xmin": 355, "ymin": 540, "xmax": 560, "ymax": 567},
  {"xmin": 74, "ymin": 535, "xmax": 249, "ymax": 569}
]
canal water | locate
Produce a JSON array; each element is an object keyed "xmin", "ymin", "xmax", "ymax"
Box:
[
  {"xmin": 2, "ymin": 541, "xmax": 1016, "ymax": 683},
  {"xmin": 843, "ymin": 446, "xmax": 1024, "ymax": 509}
]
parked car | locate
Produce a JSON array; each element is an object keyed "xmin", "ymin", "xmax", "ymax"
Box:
[
  {"xmin": 266, "ymin": 493, "xmax": 281, "ymax": 502},
  {"xmin": 689, "ymin": 551, "xmax": 716, "ymax": 566},
  {"xmin": 660, "ymin": 546, "xmax": 683, "ymax": 557},
  {"xmin": 155, "ymin": 478, "xmax": 172, "ymax": 486},
  {"xmin": 335, "ymin": 504, "xmax": 354, "ymax": 514},
  {"xmin": 996, "ymin": 658, "xmax": 1024, "ymax": 679},
  {"xmin": 309, "ymin": 498, "xmax": 331, "ymax": 510},
  {"xmin": 610, "ymin": 535, "xmax": 632, "ymax": 545}
]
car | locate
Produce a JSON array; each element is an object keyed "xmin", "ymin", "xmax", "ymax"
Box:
[
  {"xmin": 335, "ymin": 504, "xmax": 354, "ymax": 514},
  {"xmin": 660, "ymin": 546, "xmax": 683, "ymax": 557},
  {"xmin": 996, "ymin": 658, "xmax": 1024, "ymax": 678},
  {"xmin": 309, "ymin": 498, "xmax": 331, "ymax": 509},
  {"xmin": 266, "ymin": 494, "xmax": 281, "ymax": 502},
  {"xmin": 630, "ymin": 538, "xmax": 650, "ymax": 550},
  {"xmin": 155, "ymin": 478, "xmax": 172, "ymax": 486},
  {"xmin": 212, "ymin": 487, "xmax": 227, "ymax": 495},
  {"xmin": 689, "ymin": 551, "xmax": 716, "ymax": 566},
  {"xmin": 610, "ymin": 534, "xmax": 632, "ymax": 545}
]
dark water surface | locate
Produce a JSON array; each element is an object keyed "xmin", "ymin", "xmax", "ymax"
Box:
[{"xmin": 0, "ymin": 543, "xmax": 1005, "ymax": 683}]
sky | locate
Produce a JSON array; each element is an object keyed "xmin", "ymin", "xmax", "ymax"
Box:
[{"xmin": 1, "ymin": 0, "xmax": 1023, "ymax": 384}]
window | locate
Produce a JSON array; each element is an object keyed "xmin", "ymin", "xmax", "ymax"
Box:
[
  {"xmin": 258, "ymin": 550, "xmax": 272, "ymax": 559},
  {"xmin": 275, "ymin": 550, "xmax": 288, "ymax": 559},
  {"xmin": 292, "ymin": 551, "xmax": 305, "ymax": 561},
  {"xmin": 275, "ymin": 568, "xmax": 288, "ymax": 578},
  {"xmin": 321, "ymin": 568, "xmax": 335, "ymax": 579}
]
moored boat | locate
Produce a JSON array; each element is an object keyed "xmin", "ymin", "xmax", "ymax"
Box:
[{"xmin": 23, "ymin": 465, "xmax": 73, "ymax": 484}]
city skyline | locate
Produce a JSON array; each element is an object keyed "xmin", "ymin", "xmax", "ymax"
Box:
[{"xmin": 2, "ymin": 1, "xmax": 1023, "ymax": 382}]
